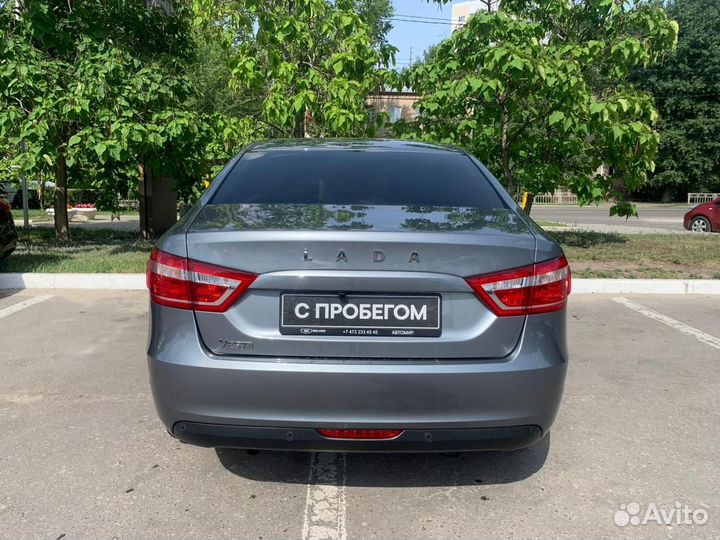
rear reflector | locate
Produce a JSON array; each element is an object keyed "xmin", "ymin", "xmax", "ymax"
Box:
[
  {"xmin": 465, "ymin": 255, "xmax": 571, "ymax": 316},
  {"xmin": 317, "ymin": 429, "xmax": 404, "ymax": 440},
  {"xmin": 147, "ymin": 248, "xmax": 257, "ymax": 312}
]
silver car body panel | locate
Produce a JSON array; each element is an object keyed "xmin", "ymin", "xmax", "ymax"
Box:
[
  {"xmin": 148, "ymin": 305, "xmax": 567, "ymax": 430},
  {"xmin": 147, "ymin": 139, "xmax": 569, "ymax": 451}
]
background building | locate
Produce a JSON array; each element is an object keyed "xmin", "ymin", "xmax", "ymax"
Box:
[
  {"xmin": 451, "ymin": 0, "xmax": 499, "ymax": 31},
  {"xmin": 366, "ymin": 91, "xmax": 420, "ymax": 125}
]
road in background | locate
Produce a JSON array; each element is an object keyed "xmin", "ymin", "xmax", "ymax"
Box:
[
  {"xmin": 532, "ymin": 202, "xmax": 692, "ymax": 233},
  {"xmin": 0, "ymin": 290, "xmax": 718, "ymax": 539},
  {"xmin": 13, "ymin": 204, "xmax": 694, "ymax": 234}
]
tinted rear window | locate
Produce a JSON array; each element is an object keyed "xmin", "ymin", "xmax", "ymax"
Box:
[{"xmin": 210, "ymin": 149, "xmax": 506, "ymax": 208}]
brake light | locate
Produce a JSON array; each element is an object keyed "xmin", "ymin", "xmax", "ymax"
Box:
[
  {"xmin": 146, "ymin": 248, "xmax": 257, "ymax": 312},
  {"xmin": 465, "ymin": 255, "xmax": 571, "ymax": 316},
  {"xmin": 317, "ymin": 429, "xmax": 404, "ymax": 440}
]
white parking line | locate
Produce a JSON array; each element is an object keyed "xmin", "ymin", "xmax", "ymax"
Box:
[
  {"xmin": 0, "ymin": 294, "xmax": 53, "ymax": 319},
  {"xmin": 613, "ymin": 297, "xmax": 720, "ymax": 350},
  {"xmin": 301, "ymin": 453, "xmax": 348, "ymax": 540}
]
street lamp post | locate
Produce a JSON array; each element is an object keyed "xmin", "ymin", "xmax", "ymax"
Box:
[
  {"xmin": 20, "ymin": 141, "xmax": 29, "ymax": 230},
  {"xmin": 21, "ymin": 173, "xmax": 29, "ymax": 230}
]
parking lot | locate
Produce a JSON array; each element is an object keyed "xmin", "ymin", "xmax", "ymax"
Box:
[{"xmin": 0, "ymin": 290, "xmax": 718, "ymax": 539}]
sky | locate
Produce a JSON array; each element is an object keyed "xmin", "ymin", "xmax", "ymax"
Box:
[{"xmin": 387, "ymin": 0, "xmax": 454, "ymax": 67}]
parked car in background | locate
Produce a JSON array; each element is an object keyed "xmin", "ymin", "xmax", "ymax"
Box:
[
  {"xmin": 0, "ymin": 186, "xmax": 18, "ymax": 259},
  {"xmin": 10, "ymin": 183, "xmax": 43, "ymax": 210},
  {"xmin": 1, "ymin": 181, "xmax": 19, "ymax": 206},
  {"xmin": 684, "ymin": 197, "xmax": 720, "ymax": 233},
  {"xmin": 146, "ymin": 139, "xmax": 571, "ymax": 453}
]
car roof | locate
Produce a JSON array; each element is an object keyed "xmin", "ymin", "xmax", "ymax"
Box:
[{"xmin": 246, "ymin": 139, "xmax": 463, "ymax": 154}]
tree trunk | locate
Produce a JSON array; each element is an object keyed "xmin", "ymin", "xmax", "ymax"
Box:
[
  {"xmin": 139, "ymin": 163, "xmax": 178, "ymax": 240},
  {"xmin": 500, "ymin": 104, "xmax": 515, "ymax": 195},
  {"xmin": 292, "ymin": 109, "xmax": 305, "ymax": 138},
  {"xmin": 54, "ymin": 151, "xmax": 70, "ymax": 242}
]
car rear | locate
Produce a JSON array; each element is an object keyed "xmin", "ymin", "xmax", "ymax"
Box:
[{"xmin": 146, "ymin": 140, "xmax": 569, "ymax": 452}]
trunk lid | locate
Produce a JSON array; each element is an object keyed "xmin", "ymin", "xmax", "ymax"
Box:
[{"xmin": 185, "ymin": 204, "xmax": 536, "ymax": 359}]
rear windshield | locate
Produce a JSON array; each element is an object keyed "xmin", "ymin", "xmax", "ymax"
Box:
[{"xmin": 210, "ymin": 149, "xmax": 507, "ymax": 208}]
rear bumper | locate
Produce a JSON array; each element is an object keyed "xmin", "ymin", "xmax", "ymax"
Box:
[
  {"xmin": 148, "ymin": 305, "xmax": 568, "ymax": 452},
  {"xmin": 173, "ymin": 423, "xmax": 542, "ymax": 452}
]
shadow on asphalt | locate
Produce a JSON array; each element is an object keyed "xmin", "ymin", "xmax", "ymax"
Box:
[
  {"xmin": 0, "ymin": 288, "xmax": 27, "ymax": 301},
  {"xmin": 215, "ymin": 434, "xmax": 550, "ymax": 487}
]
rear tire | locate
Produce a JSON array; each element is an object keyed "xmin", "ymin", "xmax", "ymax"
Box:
[{"xmin": 690, "ymin": 216, "xmax": 711, "ymax": 233}]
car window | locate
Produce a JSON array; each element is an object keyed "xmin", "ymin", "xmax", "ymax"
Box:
[{"xmin": 210, "ymin": 149, "xmax": 507, "ymax": 209}]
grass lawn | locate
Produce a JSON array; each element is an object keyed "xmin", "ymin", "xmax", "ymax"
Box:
[
  {"xmin": 549, "ymin": 231, "xmax": 720, "ymax": 279},
  {"xmin": 1, "ymin": 227, "xmax": 719, "ymax": 278},
  {"xmin": 0, "ymin": 229, "xmax": 152, "ymax": 273},
  {"xmin": 11, "ymin": 209, "xmax": 52, "ymax": 221}
]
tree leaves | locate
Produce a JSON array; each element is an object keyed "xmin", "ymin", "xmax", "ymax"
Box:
[
  {"xmin": 631, "ymin": 0, "xmax": 720, "ymax": 198},
  {"xmin": 548, "ymin": 111, "xmax": 565, "ymax": 126},
  {"xmin": 0, "ymin": 0, "xmax": 681, "ymax": 221},
  {"xmin": 402, "ymin": 0, "xmax": 678, "ymax": 217},
  {"xmin": 216, "ymin": 0, "xmax": 394, "ymax": 138},
  {"xmin": 0, "ymin": 0, "xmax": 245, "ymax": 213}
]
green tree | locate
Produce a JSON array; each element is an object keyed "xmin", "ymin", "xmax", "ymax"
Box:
[
  {"xmin": 194, "ymin": 0, "xmax": 396, "ymax": 138},
  {"xmin": 186, "ymin": 28, "xmax": 262, "ymax": 120},
  {"xmin": 353, "ymin": 0, "xmax": 394, "ymax": 49},
  {"xmin": 633, "ymin": 0, "xmax": 720, "ymax": 200},
  {"xmin": 402, "ymin": 0, "xmax": 678, "ymax": 216},
  {"xmin": 0, "ymin": 1, "xmax": 246, "ymax": 239},
  {"xmin": 0, "ymin": 1, "xmax": 196, "ymax": 239},
  {"xmin": 181, "ymin": 23, "xmax": 264, "ymax": 190}
]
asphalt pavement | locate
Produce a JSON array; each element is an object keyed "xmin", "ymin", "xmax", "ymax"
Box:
[
  {"xmin": 0, "ymin": 290, "xmax": 718, "ymax": 539},
  {"xmin": 532, "ymin": 203, "xmax": 692, "ymax": 233}
]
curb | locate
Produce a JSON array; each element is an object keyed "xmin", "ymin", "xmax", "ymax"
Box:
[
  {"xmin": 571, "ymin": 279, "xmax": 720, "ymax": 295},
  {"xmin": 0, "ymin": 273, "xmax": 146, "ymax": 290},
  {"xmin": 1, "ymin": 273, "xmax": 720, "ymax": 294}
]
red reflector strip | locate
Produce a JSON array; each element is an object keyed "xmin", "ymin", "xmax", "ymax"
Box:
[{"xmin": 317, "ymin": 429, "xmax": 404, "ymax": 440}]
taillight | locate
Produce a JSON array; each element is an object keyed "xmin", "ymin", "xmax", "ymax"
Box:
[
  {"xmin": 317, "ymin": 429, "xmax": 404, "ymax": 440},
  {"xmin": 465, "ymin": 255, "xmax": 571, "ymax": 316},
  {"xmin": 146, "ymin": 248, "xmax": 257, "ymax": 312}
]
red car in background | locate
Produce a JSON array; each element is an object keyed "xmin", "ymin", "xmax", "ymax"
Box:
[{"xmin": 684, "ymin": 197, "xmax": 720, "ymax": 233}]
